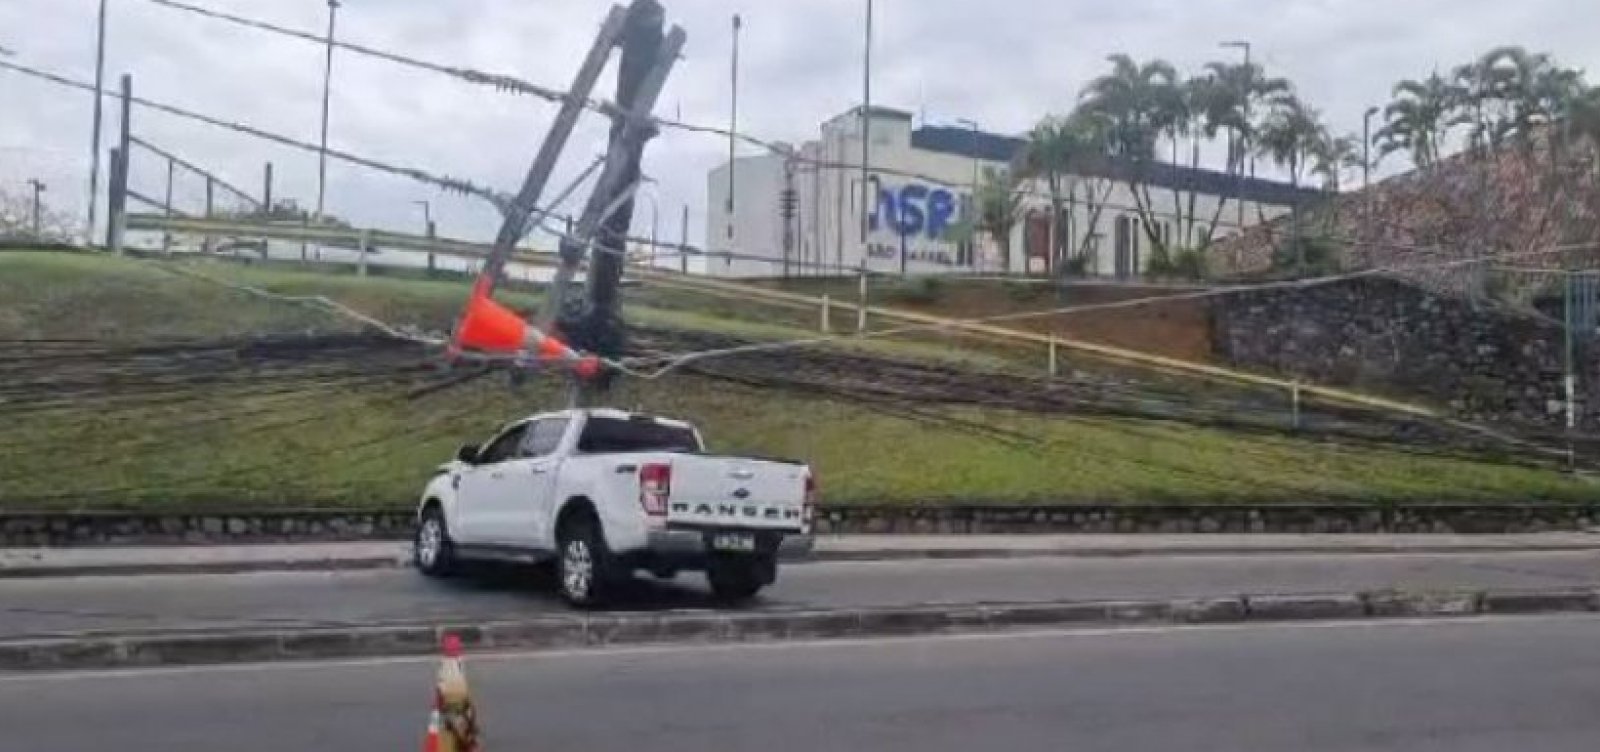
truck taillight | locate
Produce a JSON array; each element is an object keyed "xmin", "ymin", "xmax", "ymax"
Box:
[
  {"xmin": 803, "ymin": 473, "xmax": 818, "ymax": 530},
  {"xmin": 639, "ymin": 463, "xmax": 671, "ymax": 517}
]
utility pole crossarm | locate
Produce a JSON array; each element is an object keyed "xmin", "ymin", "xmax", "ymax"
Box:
[{"xmin": 473, "ymin": 5, "xmax": 629, "ymax": 303}]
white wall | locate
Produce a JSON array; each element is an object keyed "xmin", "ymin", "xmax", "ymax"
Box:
[{"xmin": 705, "ymin": 107, "xmax": 1303, "ymax": 279}]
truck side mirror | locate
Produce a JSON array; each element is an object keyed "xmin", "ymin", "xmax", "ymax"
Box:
[{"xmin": 455, "ymin": 444, "xmax": 480, "ymax": 464}]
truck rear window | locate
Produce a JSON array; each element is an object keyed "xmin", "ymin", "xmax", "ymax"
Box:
[{"xmin": 577, "ymin": 417, "xmax": 701, "ymax": 454}]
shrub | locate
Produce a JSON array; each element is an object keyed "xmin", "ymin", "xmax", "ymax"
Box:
[{"xmin": 882, "ymin": 275, "xmax": 947, "ymax": 305}]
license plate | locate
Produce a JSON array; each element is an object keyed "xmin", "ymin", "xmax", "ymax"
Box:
[{"xmin": 710, "ymin": 532, "xmax": 756, "ymax": 552}]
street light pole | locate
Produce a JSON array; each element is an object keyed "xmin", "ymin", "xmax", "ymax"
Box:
[
  {"xmin": 860, "ymin": 0, "xmax": 874, "ymax": 250},
  {"xmin": 27, "ymin": 178, "xmax": 46, "ymax": 238},
  {"xmin": 726, "ymin": 14, "xmax": 740, "ymax": 222},
  {"xmin": 1220, "ymin": 40, "xmax": 1251, "ymax": 232},
  {"xmin": 315, "ymin": 0, "xmax": 340, "ymax": 230},
  {"xmin": 87, "ymin": 0, "xmax": 108, "ymax": 241}
]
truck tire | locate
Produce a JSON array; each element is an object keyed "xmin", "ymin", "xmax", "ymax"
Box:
[
  {"xmin": 414, "ymin": 506, "xmax": 458, "ymax": 577},
  {"xmin": 557, "ymin": 517, "xmax": 616, "ymax": 608},
  {"xmin": 707, "ymin": 555, "xmax": 768, "ymax": 603}
]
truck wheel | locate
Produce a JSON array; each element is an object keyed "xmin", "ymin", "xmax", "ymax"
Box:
[
  {"xmin": 707, "ymin": 557, "xmax": 766, "ymax": 604},
  {"xmin": 414, "ymin": 507, "xmax": 457, "ymax": 577},
  {"xmin": 557, "ymin": 518, "xmax": 615, "ymax": 608}
]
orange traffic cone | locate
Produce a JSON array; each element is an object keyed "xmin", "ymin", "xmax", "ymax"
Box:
[
  {"xmin": 452, "ymin": 291, "xmax": 605, "ymax": 380},
  {"xmin": 424, "ymin": 633, "xmax": 480, "ymax": 752},
  {"xmin": 422, "ymin": 708, "xmax": 443, "ymax": 752},
  {"xmin": 455, "ymin": 291, "xmax": 529, "ymax": 354}
]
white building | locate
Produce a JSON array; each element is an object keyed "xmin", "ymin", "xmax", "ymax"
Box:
[{"xmin": 705, "ymin": 106, "xmax": 1323, "ymax": 278}]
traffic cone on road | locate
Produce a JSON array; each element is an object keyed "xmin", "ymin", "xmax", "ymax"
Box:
[{"xmin": 423, "ymin": 633, "xmax": 480, "ymax": 752}]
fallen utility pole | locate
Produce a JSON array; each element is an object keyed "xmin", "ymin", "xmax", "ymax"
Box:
[
  {"xmin": 539, "ymin": 1, "xmax": 684, "ymax": 329},
  {"xmin": 470, "ymin": 5, "xmax": 627, "ymax": 303}
]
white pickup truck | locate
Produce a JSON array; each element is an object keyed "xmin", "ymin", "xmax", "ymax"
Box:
[{"xmin": 414, "ymin": 408, "xmax": 815, "ymax": 605}]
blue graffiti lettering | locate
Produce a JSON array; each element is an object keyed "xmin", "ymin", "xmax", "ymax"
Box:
[
  {"xmin": 925, "ymin": 189, "xmax": 955, "ymax": 239},
  {"xmin": 897, "ymin": 185, "xmax": 928, "ymax": 236},
  {"xmin": 868, "ymin": 180, "xmax": 957, "ymax": 240}
]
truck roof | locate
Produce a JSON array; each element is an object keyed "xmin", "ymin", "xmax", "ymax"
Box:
[{"xmin": 507, "ymin": 408, "xmax": 695, "ymax": 431}]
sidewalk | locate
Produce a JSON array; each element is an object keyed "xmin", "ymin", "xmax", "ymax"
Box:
[{"xmin": 4, "ymin": 532, "xmax": 1600, "ymax": 578}]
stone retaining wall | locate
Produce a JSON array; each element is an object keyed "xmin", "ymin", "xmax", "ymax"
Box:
[
  {"xmin": 3, "ymin": 504, "xmax": 1597, "ymax": 546},
  {"xmin": 1211, "ymin": 275, "xmax": 1600, "ymax": 430},
  {"xmin": 0, "ymin": 510, "xmax": 414, "ymax": 547},
  {"xmin": 812, "ymin": 504, "xmax": 1597, "ymax": 535}
]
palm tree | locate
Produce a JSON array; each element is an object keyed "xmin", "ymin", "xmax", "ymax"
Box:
[
  {"xmin": 1258, "ymin": 94, "xmax": 1322, "ymax": 190},
  {"xmin": 973, "ymin": 168, "xmax": 1024, "ymax": 273},
  {"xmin": 1195, "ymin": 59, "xmax": 1292, "ymax": 239},
  {"xmin": 1310, "ymin": 132, "xmax": 1361, "ymax": 192},
  {"xmin": 1014, "ymin": 111, "xmax": 1107, "ymax": 273},
  {"xmin": 1257, "ymin": 94, "xmax": 1325, "ymax": 271},
  {"xmin": 1375, "ymin": 72, "xmax": 1456, "ymax": 168},
  {"xmin": 1450, "ymin": 46, "xmax": 1583, "ymax": 151},
  {"xmin": 1079, "ymin": 54, "xmax": 1182, "ymax": 261}
]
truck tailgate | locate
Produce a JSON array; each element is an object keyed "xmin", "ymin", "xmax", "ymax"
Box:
[{"xmin": 665, "ymin": 455, "xmax": 809, "ymax": 530}]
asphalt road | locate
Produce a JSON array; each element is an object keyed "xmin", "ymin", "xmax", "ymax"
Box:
[
  {"xmin": 5, "ymin": 615, "xmax": 1600, "ymax": 751},
  {"xmin": 2, "ymin": 550, "xmax": 1598, "ymax": 638}
]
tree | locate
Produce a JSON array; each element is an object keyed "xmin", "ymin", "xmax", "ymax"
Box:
[
  {"xmin": 973, "ymin": 168, "xmax": 1025, "ymax": 272},
  {"xmin": 1014, "ymin": 111, "xmax": 1106, "ymax": 274},
  {"xmin": 1079, "ymin": 54, "xmax": 1183, "ymax": 263},
  {"xmin": 1310, "ymin": 131, "xmax": 1362, "ymax": 192},
  {"xmin": 1257, "ymin": 93, "xmax": 1325, "ymax": 271},
  {"xmin": 1573, "ymin": 85, "xmax": 1600, "ymax": 158},
  {"xmin": 1375, "ymin": 72, "xmax": 1456, "ymax": 168},
  {"xmin": 1192, "ymin": 60, "xmax": 1292, "ymax": 245}
]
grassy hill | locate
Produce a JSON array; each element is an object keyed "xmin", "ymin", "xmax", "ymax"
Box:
[{"xmin": 1, "ymin": 250, "xmax": 1594, "ymax": 510}]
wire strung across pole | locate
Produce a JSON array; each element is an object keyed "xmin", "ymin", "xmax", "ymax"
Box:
[{"xmin": 0, "ymin": 58, "xmax": 511, "ymax": 210}]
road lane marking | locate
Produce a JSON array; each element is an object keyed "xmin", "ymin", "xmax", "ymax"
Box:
[{"xmin": 3, "ymin": 612, "xmax": 1597, "ymax": 685}]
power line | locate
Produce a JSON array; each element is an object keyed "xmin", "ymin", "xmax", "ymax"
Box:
[{"xmin": 0, "ymin": 57, "xmax": 510, "ymax": 209}]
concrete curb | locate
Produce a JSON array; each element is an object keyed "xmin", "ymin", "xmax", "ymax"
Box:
[
  {"xmin": 9, "ymin": 543, "xmax": 1600, "ymax": 579},
  {"xmin": 3, "ymin": 587, "xmax": 1596, "ymax": 672}
]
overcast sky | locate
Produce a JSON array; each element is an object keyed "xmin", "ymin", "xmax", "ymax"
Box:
[{"xmin": 2, "ymin": 0, "xmax": 1596, "ymax": 248}]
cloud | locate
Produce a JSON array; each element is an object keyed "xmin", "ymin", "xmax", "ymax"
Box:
[{"xmin": 2, "ymin": 0, "xmax": 1597, "ymax": 247}]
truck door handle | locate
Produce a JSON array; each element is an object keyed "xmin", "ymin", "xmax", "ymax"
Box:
[
  {"xmin": 490, "ymin": 471, "xmax": 504, "ymax": 479},
  {"xmin": 530, "ymin": 467, "xmax": 549, "ymax": 474}
]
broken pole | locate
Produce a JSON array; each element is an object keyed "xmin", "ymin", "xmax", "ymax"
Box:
[
  {"xmin": 472, "ymin": 5, "xmax": 628, "ymax": 307},
  {"xmin": 542, "ymin": 4, "xmax": 686, "ymax": 328}
]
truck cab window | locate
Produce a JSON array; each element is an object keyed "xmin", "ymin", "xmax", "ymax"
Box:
[
  {"xmin": 577, "ymin": 417, "xmax": 701, "ymax": 454},
  {"xmin": 477, "ymin": 423, "xmax": 528, "ymax": 464},
  {"xmin": 520, "ymin": 418, "xmax": 569, "ymax": 458}
]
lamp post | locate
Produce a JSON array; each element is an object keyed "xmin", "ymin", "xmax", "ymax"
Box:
[
  {"xmin": 1220, "ymin": 40, "xmax": 1251, "ymax": 231},
  {"xmin": 315, "ymin": 0, "xmax": 340, "ymax": 230},
  {"xmin": 860, "ymin": 0, "xmax": 874, "ymax": 249},
  {"xmin": 955, "ymin": 118, "xmax": 980, "ymax": 268},
  {"xmin": 27, "ymin": 178, "xmax": 46, "ymax": 238},
  {"xmin": 726, "ymin": 13, "xmax": 740, "ymax": 221},
  {"xmin": 87, "ymin": 0, "xmax": 108, "ymax": 241}
]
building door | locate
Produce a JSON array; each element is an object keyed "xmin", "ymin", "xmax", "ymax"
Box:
[{"xmin": 1113, "ymin": 216, "xmax": 1132, "ymax": 278}]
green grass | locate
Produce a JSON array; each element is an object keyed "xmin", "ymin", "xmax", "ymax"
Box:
[{"xmin": 2, "ymin": 250, "xmax": 1595, "ymax": 510}]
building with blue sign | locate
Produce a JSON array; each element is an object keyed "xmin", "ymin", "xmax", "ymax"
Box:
[{"xmin": 705, "ymin": 105, "xmax": 1323, "ymax": 279}]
